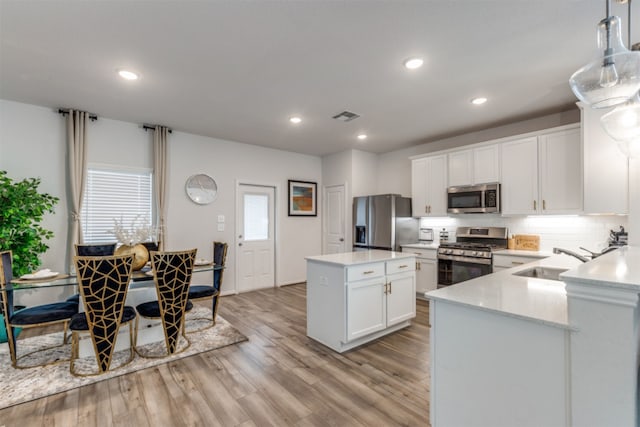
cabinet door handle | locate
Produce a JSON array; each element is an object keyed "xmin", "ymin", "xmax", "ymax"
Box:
[
  {"xmin": 511, "ymin": 261, "xmax": 524, "ymax": 265},
  {"xmin": 362, "ymin": 270, "xmax": 375, "ymax": 275},
  {"xmin": 533, "ymin": 200, "xmax": 537, "ymax": 210},
  {"xmin": 383, "ymin": 283, "xmax": 389, "ymax": 294},
  {"xmin": 389, "ymin": 282, "xmax": 392, "ymax": 294},
  {"xmin": 425, "ymin": 205, "xmax": 428, "ymax": 214},
  {"xmin": 416, "ymin": 261, "xmax": 420, "ymax": 270},
  {"xmin": 543, "ymin": 199, "xmax": 546, "ymax": 210},
  {"xmin": 398, "ymin": 264, "xmax": 408, "ymax": 269}
]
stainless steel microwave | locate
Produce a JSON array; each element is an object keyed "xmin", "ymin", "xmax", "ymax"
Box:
[{"xmin": 447, "ymin": 183, "xmax": 500, "ymax": 214}]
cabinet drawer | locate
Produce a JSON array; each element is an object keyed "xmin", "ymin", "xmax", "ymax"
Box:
[
  {"xmin": 493, "ymin": 254, "xmax": 546, "ymax": 269},
  {"xmin": 403, "ymin": 248, "xmax": 437, "ymax": 260},
  {"xmin": 347, "ymin": 263, "xmax": 385, "ymax": 282},
  {"xmin": 386, "ymin": 258, "xmax": 416, "ymax": 275}
]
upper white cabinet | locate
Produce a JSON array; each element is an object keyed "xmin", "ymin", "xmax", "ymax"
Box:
[
  {"xmin": 447, "ymin": 150, "xmax": 473, "ymax": 187},
  {"xmin": 579, "ymin": 103, "xmax": 628, "ymax": 214},
  {"xmin": 448, "ymin": 144, "xmax": 500, "ymax": 187},
  {"xmin": 538, "ymin": 128, "xmax": 583, "ymax": 214},
  {"xmin": 501, "ymin": 127, "xmax": 582, "ymax": 215},
  {"xmin": 501, "ymin": 137, "xmax": 539, "ymax": 215},
  {"xmin": 411, "ymin": 155, "xmax": 447, "ymax": 217}
]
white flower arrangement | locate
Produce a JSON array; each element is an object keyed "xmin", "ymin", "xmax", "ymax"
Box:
[{"xmin": 110, "ymin": 215, "xmax": 158, "ymax": 246}]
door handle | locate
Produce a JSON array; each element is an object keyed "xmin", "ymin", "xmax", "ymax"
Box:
[
  {"xmin": 362, "ymin": 270, "xmax": 375, "ymax": 275},
  {"xmin": 238, "ymin": 243, "xmax": 243, "ymax": 246},
  {"xmin": 543, "ymin": 199, "xmax": 546, "ymax": 210},
  {"xmin": 339, "ymin": 238, "xmax": 344, "ymax": 242},
  {"xmin": 533, "ymin": 200, "xmax": 537, "ymax": 210},
  {"xmin": 398, "ymin": 265, "xmax": 408, "ymax": 269}
]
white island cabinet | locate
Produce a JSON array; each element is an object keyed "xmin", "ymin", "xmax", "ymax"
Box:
[{"xmin": 306, "ymin": 250, "xmax": 416, "ymax": 353}]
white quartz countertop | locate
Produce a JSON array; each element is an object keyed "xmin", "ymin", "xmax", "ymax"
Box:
[
  {"xmin": 426, "ymin": 255, "xmax": 583, "ymax": 329},
  {"xmin": 493, "ymin": 249, "xmax": 553, "ymax": 258},
  {"xmin": 305, "ymin": 249, "xmax": 415, "ymax": 266},
  {"xmin": 561, "ymin": 246, "xmax": 640, "ymax": 290}
]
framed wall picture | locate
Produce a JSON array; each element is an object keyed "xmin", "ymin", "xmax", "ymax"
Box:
[{"xmin": 288, "ymin": 180, "xmax": 317, "ymax": 216}]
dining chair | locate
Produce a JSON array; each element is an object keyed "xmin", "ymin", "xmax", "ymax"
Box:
[
  {"xmin": 66, "ymin": 243, "xmax": 118, "ymax": 306},
  {"xmin": 135, "ymin": 249, "xmax": 197, "ymax": 358},
  {"xmin": 0, "ymin": 250, "xmax": 78, "ymax": 369},
  {"xmin": 69, "ymin": 254, "xmax": 137, "ymax": 376},
  {"xmin": 186, "ymin": 241, "xmax": 228, "ymax": 332}
]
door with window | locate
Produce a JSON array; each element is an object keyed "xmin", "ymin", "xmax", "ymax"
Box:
[{"xmin": 236, "ymin": 184, "xmax": 275, "ymax": 292}]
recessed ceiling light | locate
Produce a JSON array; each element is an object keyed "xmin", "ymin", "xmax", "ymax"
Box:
[
  {"xmin": 357, "ymin": 134, "xmax": 368, "ymax": 140},
  {"xmin": 118, "ymin": 69, "xmax": 139, "ymax": 80},
  {"xmin": 289, "ymin": 116, "xmax": 302, "ymax": 124},
  {"xmin": 471, "ymin": 97, "xmax": 488, "ymax": 105},
  {"xmin": 403, "ymin": 57, "xmax": 424, "ymax": 70}
]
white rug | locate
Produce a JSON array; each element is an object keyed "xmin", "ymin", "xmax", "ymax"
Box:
[{"xmin": 0, "ymin": 306, "xmax": 247, "ymax": 410}]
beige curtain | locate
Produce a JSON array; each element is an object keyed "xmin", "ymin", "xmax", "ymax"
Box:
[
  {"xmin": 153, "ymin": 126, "xmax": 169, "ymax": 250},
  {"xmin": 67, "ymin": 110, "xmax": 89, "ymax": 269}
]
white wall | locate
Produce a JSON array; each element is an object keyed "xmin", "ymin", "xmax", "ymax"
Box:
[
  {"xmin": 0, "ymin": 99, "xmax": 321, "ymax": 307},
  {"xmin": 351, "ymin": 149, "xmax": 378, "ymax": 197}
]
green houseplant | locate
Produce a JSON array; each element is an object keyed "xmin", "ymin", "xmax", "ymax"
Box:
[{"xmin": 0, "ymin": 170, "xmax": 59, "ymax": 277}]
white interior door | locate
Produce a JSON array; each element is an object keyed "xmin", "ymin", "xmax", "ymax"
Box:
[
  {"xmin": 324, "ymin": 184, "xmax": 346, "ymax": 254},
  {"xmin": 237, "ymin": 184, "xmax": 275, "ymax": 292}
]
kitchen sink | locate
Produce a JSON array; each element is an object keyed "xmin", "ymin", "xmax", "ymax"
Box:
[{"xmin": 512, "ymin": 266, "xmax": 569, "ymax": 281}]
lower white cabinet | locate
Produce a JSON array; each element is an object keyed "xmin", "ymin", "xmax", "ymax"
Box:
[
  {"xmin": 306, "ymin": 251, "xmax": 416, "ymax": 353},
  {"xmin": 402, "ymin": 245, "xmax": 438, "ymax": 295}
]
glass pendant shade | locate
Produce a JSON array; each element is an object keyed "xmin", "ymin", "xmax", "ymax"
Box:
[
  {"xmin": 601, "ymin": 92, "xmax": 640, "ymax": 141},
  {"xmin": 569, "ymin": 16, "xmax": 640, "ymax": 109},
  {"xmin": 616, "ymin": 138, "xmax": 640, "ymax": 158}
]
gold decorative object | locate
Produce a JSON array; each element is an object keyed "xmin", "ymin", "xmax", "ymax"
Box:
[{"xmin": 114, "ymin": 244, "xmax": 149, "ymax": 271}]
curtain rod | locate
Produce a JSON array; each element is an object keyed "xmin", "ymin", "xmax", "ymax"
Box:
[
  {"xmin": 57, "ymin": 108, "xmax": 98, "ymax": 121},
  {"xmin": 142, "ymin": 124, "xmax": 173, "ymax": 133}
]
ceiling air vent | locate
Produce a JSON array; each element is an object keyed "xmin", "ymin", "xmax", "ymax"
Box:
[{"xmin": 332, "ymin": 111, "xmax": 360, "ymax": 122}]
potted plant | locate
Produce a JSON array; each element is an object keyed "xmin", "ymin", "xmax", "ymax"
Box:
[{"xmin": 0, "ymin": 170, "xmax": 59, "ymax": 277}]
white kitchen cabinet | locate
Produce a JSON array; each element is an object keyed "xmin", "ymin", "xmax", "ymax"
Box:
[
  {"xmin": 306, "ymin": 250, "xmax": 417, "ymax": 353},
  {"xmin": 579, "ymin": 103, "xmax": 628, "ymax": 214},
  {"xmin": 411, "ymin": 154, "xmax": 447, "ymax": 217},
  {"xmin": 539, "ymin": 128, "xmax": 583, "ymax": 214},
  {"xmin": 447, "ymin": 150, "xmax": 473, "ymax": 187},
  {"xmin": 402, "ymin": 245, "xmax": 437, "ymax": 295},
  {"xmin": 448, "ymin": 144, "xmax": 500, "ymax": 187},
  {"xmin": 501, "ymin": 137, "xmax": 539, "ymax": 215},
  {"xmin": 501, "ymin": 126, "xmax": 582, "ymax": 215}
]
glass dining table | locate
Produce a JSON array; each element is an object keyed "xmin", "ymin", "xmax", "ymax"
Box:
[{"xmin": 6, "ymin": 263, "xmax": 223, "ymax": 356}]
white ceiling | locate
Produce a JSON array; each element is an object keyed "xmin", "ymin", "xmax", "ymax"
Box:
[{"xmin": 1, "ymin": 1, "xmax": 638, "ymax": 157}]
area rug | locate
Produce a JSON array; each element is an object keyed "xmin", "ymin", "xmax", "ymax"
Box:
[{"xmin": 0, "ymin": 306, "xmax": 247, "ymax": 410}]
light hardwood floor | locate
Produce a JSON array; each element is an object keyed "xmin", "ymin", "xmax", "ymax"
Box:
[{"xmin": 1, "ymin": 284, "xmax": 430, "ymax": 426}]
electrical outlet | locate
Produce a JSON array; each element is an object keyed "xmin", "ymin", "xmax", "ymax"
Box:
[
  {"xmin": 217, "ymin": 215, "xmax": 225, "ymax": 223},
  {"xmin": 217, "ymin": 223, "xmax": 225, "ymax": 232}
]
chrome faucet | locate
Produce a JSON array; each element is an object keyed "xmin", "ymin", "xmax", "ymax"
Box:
[{"xmin": 552, "ymin": 247, "xmax": 590, "ymax": 263}]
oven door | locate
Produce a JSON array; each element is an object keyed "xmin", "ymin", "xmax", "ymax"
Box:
[{"xmin": 451, "ymin": 259, "xmax": 492, "ymax": 284}]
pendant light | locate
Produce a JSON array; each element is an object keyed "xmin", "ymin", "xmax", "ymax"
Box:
[
  {"xmin": 569, "ymin": 0, "xmax": 640, "ymax": 109},
  {"xmin": 600, "ymin": 0, "xmax": 640, "ymax": 157}
]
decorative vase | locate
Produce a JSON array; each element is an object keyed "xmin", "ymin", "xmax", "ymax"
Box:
[{"xmin": 115, "ymin": 243, "xmax": 149, "ymax": 271}]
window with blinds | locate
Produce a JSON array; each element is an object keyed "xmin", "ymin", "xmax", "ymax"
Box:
[{"xmin": 81, "ymin": 167, "xmax": 153, "ymax": 244}]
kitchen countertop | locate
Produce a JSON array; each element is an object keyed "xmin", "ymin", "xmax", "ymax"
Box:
[
  {"xmin": 305, "ymin": 249, "xmax": 415, "ymax": 266},
  {"xmin": 561, "ymin": 245, "xmax": 640, "ymax": 291},
  {"xmin": 426, "ymin": 254, "xmax": 582, "ymax": 329}
]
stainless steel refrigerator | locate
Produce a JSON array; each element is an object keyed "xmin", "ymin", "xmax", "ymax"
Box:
[{"xmin": 353, "ymin": 194, "xmax": 418, "ymax": 251}]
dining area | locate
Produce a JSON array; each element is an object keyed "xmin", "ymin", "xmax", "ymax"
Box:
[{"xmin": 0, "ymin": 241, "xmax": 229, "ymax": 381}]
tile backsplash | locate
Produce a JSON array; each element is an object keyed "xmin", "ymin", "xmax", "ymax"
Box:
[{"xmin": 419, "ymin": 214, "xmax": 627, "ymax": 253}]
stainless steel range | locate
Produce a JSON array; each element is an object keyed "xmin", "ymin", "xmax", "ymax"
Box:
[{"xmin": 437, "ymin": 226, "xmax": 508, "ymax": 287}]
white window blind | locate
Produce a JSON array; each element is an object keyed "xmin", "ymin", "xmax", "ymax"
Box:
[{"xmin": 81, "ymin": 168, "xmax": 153, "ymax": 244}]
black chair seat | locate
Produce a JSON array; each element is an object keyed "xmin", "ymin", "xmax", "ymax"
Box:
[
  {"xmin": 66, "ymin": 294, "xmax": 80, "ymax": 304},
  {"xmin": 10, "ymin": 302, "xmax": 78, "ymax": 326},
  {"xmin": 69, "ymin": 306, "xmax": 137, "ymax": 331},
  {"xmin": 137, "ymin": 300, "xmax": 193, "ymax": 318},
  {"xmin": 188, "ymin": 285, "xmax": 219, "ymax": 300}
]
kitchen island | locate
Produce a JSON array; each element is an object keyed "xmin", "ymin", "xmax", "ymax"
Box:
[
  {"xmin": 427, "ymin": 248, "xmax": 640, "ymax": 427},
  {"xmin": 306, "ymin": 250, "xmax": 416, "ymax": 353}
]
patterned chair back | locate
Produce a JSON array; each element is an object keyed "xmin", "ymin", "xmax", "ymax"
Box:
[
  {"xmin": 75, "ymin": 243, "xmax": 117, "ymax": 256},
  {"xmin": 74, "ymin": 254, "xmax": 134, "ymax": 372},
  {"xmin": 150, "ymin": 249, "xmax": 197, "ymax": 354},
  {"xmin": 213, "ymin": 242, "xmax": 228, "ymax": 290},
  {"xmin": 0, "ymin": 251, "xmax": 15, "ymax": 348}
]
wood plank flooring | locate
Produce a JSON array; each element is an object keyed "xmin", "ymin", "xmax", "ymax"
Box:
[{"xmin": 0, "ymin": 284, "xmax": 431, "ymax": 426}]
